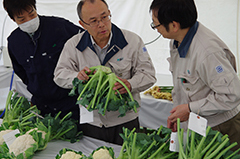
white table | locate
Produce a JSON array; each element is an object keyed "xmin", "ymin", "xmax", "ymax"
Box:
[
  {"xmin": 33, "ymin": 136, "xmax": 121, "ymax": 159},
  {"xmin": 139, "ymin": 93, "xmax": 173, "ymax": 130},
  {"xmin": 0, "ymin": 66, "xmax": 14, "ymax": 89},
  {"xmin": 0, "ymin": 66, "xmax": 14, "ymax": 109}
]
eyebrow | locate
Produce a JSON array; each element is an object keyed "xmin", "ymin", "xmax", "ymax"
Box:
[
  {"xmin": 16, "ymin": 8, "xmax": 34, "ymax": 19},
  {"xmin": 89, "ymin": 11, "xmax": 107, "ymax": 20}
]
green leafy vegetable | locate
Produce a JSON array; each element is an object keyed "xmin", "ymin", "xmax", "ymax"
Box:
[
  {"xmin": 38, "ymin": 111, "xmax": 83, "ymax": 143},
  {"xmin": 70, "ymin": 65, "xmax": 139, "ymax": 117},
  {"xmin": 117, "ymin": 126, "xmax": 177, "ymax": 159},
  {"xmin": 2, "ymin": 91, "xmax": 39, "ymax": 130},
  {"xmin": 176, "ymin": 118, "xmax": 240, "ymax": 159}
]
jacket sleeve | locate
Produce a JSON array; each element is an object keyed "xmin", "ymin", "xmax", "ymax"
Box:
[
  {"xmin": 53, "ymin": 37, "xmax": 79, "ymax": 89},
  {"xmin": 190, "ymin": 51, "xmax": 240, "ymax": 116},
  {"xmin": 127, "ymin": 36, "xmax": 156, "ymax": 93}
]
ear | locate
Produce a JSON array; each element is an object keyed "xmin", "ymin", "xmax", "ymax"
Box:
[
  {"xmin": 79, "ymin": 20, "xmax": 87, "ymax": 30},
  {"xmin": 171, "ymin": 21, "xmax": 181, "ymax": 33}
]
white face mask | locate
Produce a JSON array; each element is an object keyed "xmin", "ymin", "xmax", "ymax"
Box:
[{"xmin": 18, "ymin": 16, "xmax": 40, "ymax": 33}]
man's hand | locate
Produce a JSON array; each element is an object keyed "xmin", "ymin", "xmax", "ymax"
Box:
[
  {"xmin": 113, "ymin": 76, "xmax": 131, "ymax": 94},
  {"xmin": 167, "ymin": 119, "xmax": 177, "ymax": 132},
  {"xmin": 167, "ymin": 104, "xmax": 190, "ymax": 131},
  {"xmin": 77, "ymin": 67, "xmax": 91, "ymax": 81}
]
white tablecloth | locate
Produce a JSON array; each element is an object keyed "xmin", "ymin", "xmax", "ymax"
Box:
[
  {"xmin": 0, "ymin": 66, "xmax": 13, "ymax": 89},
  {"xmin": 139, "ymin": 93, "xmax": 173, "ymax": 130},
  {"xmin": 0, "ymin": 66, "xmax": 14, "ymax": 109},
  {"xmin": 33, "ymin": 136, "xmax": 121, "ymax": 159}
]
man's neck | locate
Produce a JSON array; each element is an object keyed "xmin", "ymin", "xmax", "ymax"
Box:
[
  {"xmin": 175, "ymin": 27, "xmax": 190, "ymax": 45},
  {"xmin": 94, "ymin": 37, "xmax": 110, "ymax": 49}
]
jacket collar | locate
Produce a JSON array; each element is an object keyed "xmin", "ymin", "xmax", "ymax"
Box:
[
  {"xmin": 76, "ymin": 23, "xmax": 128, "ymax": 53},
  {"xmin": 174, "ymin": 21, "xmax": 199, "ymax": 58}
]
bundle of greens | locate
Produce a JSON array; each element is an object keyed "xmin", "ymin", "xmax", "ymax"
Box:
[
  {"xmin": 69, "ymin": 65, "xmax": 139, "ymax": 117},
  {"xmin": 176, "ymin": 118, "xmax": 240, "ymax": 159},
  {"xmin": 117, "ymin": 126, "xmax": 177, "ymax": 159},
  {"xmin": 1, "ymin": 90, "xmax": 82, "ymax": 143},
  {"xmin": 2, "ymin": 90, "xmax": 39, "ymax": 131},
  {"xmin": 36, "ymin": 111, "xmax": 83, "ymax": 143}
]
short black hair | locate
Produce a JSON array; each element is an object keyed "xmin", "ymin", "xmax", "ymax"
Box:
[
  {"xmin": 3, "ymin": 0, "xmax": 36, "ymax": 20},
  {"xmin": 150, "ymin": 0, "xmax": 197, "ymax": 31},
  {"xmin": 77, "ymin": 0, "xmax": 108, "ymax": 20}
]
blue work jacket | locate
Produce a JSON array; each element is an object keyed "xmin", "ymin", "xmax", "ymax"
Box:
[{"xmin": 7, "ymin": 15, "xmax": 84, "ymax": 118}]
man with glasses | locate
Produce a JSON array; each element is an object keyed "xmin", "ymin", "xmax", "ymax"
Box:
[
  {"xmin": 54, "ymin": 0, "xmax": 156, "ymax": 145},
  {"xmin": 150, "ymin": 0, "xmax": 240, "ymax": 151}
]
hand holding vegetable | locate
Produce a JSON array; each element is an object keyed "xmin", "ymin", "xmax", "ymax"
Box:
[
  {"xmin": 167, "ymin": 119, "xmax": 177, "ymax": 132},
  {"xmin": 77, "ymin": 66, "xmax": 92, "ymax": 81},
  {"xmin": 113, "ymin": 76, "xmax": 131, "ymax": 94},
  {"xmin": 69, "ymin": 65, "xmax": 139, "ymax": 117},
  {"xmin": 168, "ymin": 103, "xmax": 190, "ymax": 126}
]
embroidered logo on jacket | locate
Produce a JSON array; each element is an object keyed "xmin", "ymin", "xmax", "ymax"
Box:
[
  {"xmin": 216, "ymin": 65, "xmax": 224, "ymax": 73},
  {"xmin": 142, "ymin": 47, "xmax": 147, "ymax": 53}
]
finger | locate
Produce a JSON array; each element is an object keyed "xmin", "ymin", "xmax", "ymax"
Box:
[
  {"xmin": 173, "ymin": 123, "xmax": 177, "ymax": 132},
  {"xmin": 83, "ymin": 66, "xmax": 91, "ymax": 73},
  {"xmin": 113, "ymin": 83, "xmax": 122, "ymax": 90},
  {"xmin": 168, "ymin": 113, "xmax": 174, "ymax": 121},
  {"xmin": 77, "ymin": 70, "xmax": 89, "ymax": 81},
  {"xmin": 171, "ymin": 117, "xmax": 177, "ymax": 123},
  {"xmin": 169, "ymin": 108, "xmax": 176, "ymax": 113},
  {"xmin": 118, "ymin": 88, "xmax": 127, "ymax": 94},
  {"xmin": 77, "ymin": 72, "xmax": 84, "ymax": 80},
  {"xmin": 167, "ymin": 119, "xmax": 171, "ymax": 128}
]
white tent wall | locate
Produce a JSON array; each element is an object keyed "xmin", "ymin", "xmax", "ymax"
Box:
[{"xmin": 0, "ymin": 0, "xmax": 240, "ymax": 86}]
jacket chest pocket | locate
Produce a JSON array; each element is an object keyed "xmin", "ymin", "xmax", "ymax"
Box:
[
  {"xmin": 43, "ymin": 45, "xmax": 63, "ymax": 70},
  {"xmin": 108, "ymin": 60, "xmax": 132, "ymax": 79},
  {"xmin": 18, "ymin": 55, "xmax": 37, "ymax": 74},
  {"xmin": 178, "ymin": 74, "xmax": 206, "ymax": 100}
]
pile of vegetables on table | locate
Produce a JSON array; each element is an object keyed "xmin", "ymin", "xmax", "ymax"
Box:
[
  {"xmin": 1, "ymin": 69, "xmax": 240, "ymax": 158},
  {"xmin": 0, "ymin": 90, "xmax": 83, "ymax": 159},
  {"xmin": 144, "ymin": 86, "xmax": 173, "ymax": 101},
  {"xmin": 54, "ymin": 121, "xmax": 240, "ymax": 159},
  {"xmin": 116, "ymin": 120, "xmax": 240, "ymax": 159},
  {"xmin": 69, "ymin": 65, "xmax": 139, "ymax": 117}
]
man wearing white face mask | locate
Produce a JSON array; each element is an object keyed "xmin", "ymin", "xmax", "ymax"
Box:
[
  {"xmin": 18, "ymin": 16, "xmax": 40, "ymax": 34},
  {"xmin": 3, "ymin": 0, "xmax": 84, "ymax": 126}
]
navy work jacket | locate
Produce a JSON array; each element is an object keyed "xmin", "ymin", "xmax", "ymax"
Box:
[{"xmin": 7, "ymin": 15, "xmax": 84, "ymax": 115}]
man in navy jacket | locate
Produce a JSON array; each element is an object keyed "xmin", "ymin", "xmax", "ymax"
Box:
[{"xmin": 3, "ymin": 0, "xmax": 84, "ymax": 123}]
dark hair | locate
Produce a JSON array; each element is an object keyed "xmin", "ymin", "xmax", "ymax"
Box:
[
  {"xmin": 3, "ymin": 0, "xmax": 36, "ymax": 20},
  {"xmin": 77, "ymin": 0, "xmax": 108, "ymax": 20},
  {"xmin": 150, "ymin": 0, "xmax": 197, "ymax": 31}
]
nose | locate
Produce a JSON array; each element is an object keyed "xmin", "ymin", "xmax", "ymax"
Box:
[{"xmin": 98, "ymin": 20, "xmax": 105, "ymax": 27}]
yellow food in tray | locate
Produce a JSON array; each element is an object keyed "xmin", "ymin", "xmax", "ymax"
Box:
[{"xmin": 144, "ymin": 86, "xmax": 173, "ymax": 101}]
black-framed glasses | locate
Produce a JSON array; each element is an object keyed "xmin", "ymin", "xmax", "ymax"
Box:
[
  {"xmin": 81, "ymin": 15, "xmax": 111, "ymax": 27},
  {"xmin": 151, "ymin": 22, "xmax": 161, "ymax": 30}
]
